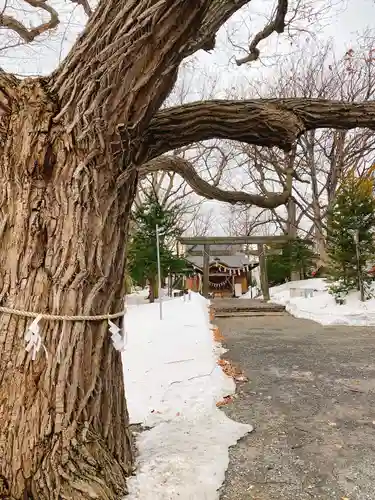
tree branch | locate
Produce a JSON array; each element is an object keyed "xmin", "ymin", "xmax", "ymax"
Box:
[
  {"xmin": 183, "ymin": 0, "xmax": 251, "ymax": 55},
  {"xmin": 139, "ymin": 156, "xmax": 290, "ymax": 208},
  {"xmin": 144, "ymin": 98, "xmax": 375, "ymax": 158},
  {"xmin": 0, "ymin": 0, "xmax": 59, "ymax": 43},
  {"xmin": 70, "ymin": 0, "xmax": 93, "ymax": 17},
  {"xmin": 236, "ymin": 0, "xmax": 288, "ymax": 65}
]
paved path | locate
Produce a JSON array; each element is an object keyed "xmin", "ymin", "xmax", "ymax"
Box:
[{"xmin": 217, "ymin": 313, "xmax": 375, "ymax": 500}]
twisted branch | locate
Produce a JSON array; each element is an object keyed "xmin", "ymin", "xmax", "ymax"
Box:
[
  {"xmin": 0, "ymin": 0, "xmax": 59, "ymax": 43},
  {"xmin": 140, "ymin": 156, "xmax": 290, "ymax": 208},
  {"xmin": 236, "ymin": 0, "xmax": 288, "ymax": 65}
]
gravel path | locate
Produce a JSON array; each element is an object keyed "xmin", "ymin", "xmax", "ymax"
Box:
[{"xmin": 217, "ymin": 313, "xmax": 375, "ymax": 500}]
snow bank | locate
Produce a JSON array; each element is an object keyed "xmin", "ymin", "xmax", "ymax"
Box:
[
  {"xmin": 269, "ymin": 278, "xmax": 375, "ymax": 326},
  {"xmin": 122, "ymin": 293, "xmax": 252, "ymax": 499}
]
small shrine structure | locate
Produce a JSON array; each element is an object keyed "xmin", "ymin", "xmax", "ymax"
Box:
[
  {"xmin": 178, "ymin": 235, "xmax": 294, "ymax": 300},
  {"xmin": 183, "ymin": 243, "xmax": 255, "ymax": 298}
]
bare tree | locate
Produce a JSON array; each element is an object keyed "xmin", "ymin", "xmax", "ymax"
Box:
[
  {"xmin": 290, "ymin": 36, "xmax": 375, "ymax": 261},
  {"xmin": 134, "ymin": 168, "xmax": 205, "ymax": 235},
  {"xmin": 221, "ymin": 35, "xmax": 375, "ymax": 264},
  {"xmin": 2, "ymin": 1, "xmax": 375, "ymax": 498},
  {"xmin": 184, "ymin": 208, "xmax": 217, "ymax": 236}
]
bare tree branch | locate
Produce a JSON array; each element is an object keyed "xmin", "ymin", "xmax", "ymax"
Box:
[
  {"xmin": 236, "ymin": 0, "xmax": 288, "ymax": 65},
  {"xmin": 140, "ymin": 155, "xmax": 290, "ymax": 208},
  {"xmin": 70, "ymin": 0, "xmax": 93, "ymax": 17},
  {"xmin": 184, "ymin": 0, "xmax": 251, "ymax": 55},
  {"xmin": 1, "ymin": 0, "xmax": 293, "ymax": 146},
  {"xmin": 184, "ymin": 209, "xmax": 216, "ymax": 237},
  {"xmin": 0, "ymin": 0, "xmax": 59, "ymax": 43},
  {"xmin": 145, "ymin": 98, "xmax": 375, "ymax": 159}
]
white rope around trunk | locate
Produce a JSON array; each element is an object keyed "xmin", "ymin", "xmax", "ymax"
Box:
[
  {"xmin": 0, "ymin": 303, "xmax": 127, "ymax": 361},
  {"xmin": 0, "ymin": 306, "xmax": 124, "ymax": 321}
]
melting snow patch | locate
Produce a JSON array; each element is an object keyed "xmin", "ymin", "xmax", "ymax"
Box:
[{"xmin": 122, "ymin": 293, "xmax": 252, "ymax": 499}]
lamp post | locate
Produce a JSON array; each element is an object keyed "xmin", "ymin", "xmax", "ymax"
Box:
[{"xmin": 156, "ymin": 224, "xmax": 163, "ymax": 319}]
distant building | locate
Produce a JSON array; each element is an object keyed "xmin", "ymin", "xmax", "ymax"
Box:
[{"xmin": 182, "ymin": 244, "xmax": 258, "ymax": 298}]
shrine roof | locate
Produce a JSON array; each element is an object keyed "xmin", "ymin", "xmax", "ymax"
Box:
[{"xmin": 185, "ymin": 253, "xmax": 251, "ymax": 270}]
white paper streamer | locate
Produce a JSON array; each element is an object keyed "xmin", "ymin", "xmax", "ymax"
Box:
[
  {"xmin": 108, "ymin": 319, "xmax": 126, "ymax": 352},
  {"xmin": 25, "ymin": 314, "xmax": 47, "ymax": 360}
]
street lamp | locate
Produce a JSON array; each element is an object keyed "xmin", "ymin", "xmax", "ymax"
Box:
[{"xmin": 156, "ymin": 224, "xmax": 163, "ymax": 319}]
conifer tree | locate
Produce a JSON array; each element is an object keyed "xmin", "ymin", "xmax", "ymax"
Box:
[
  {"xmin": 267, "ymin": 238, "xmax": 316, "ymax": 286},
  {"xmin": 327, "ymin": 168, "xmax": 375, "ymax": 299},
  {"xmin": 128, "ymin": 192, "xmax": 186, "ymax": 302}
]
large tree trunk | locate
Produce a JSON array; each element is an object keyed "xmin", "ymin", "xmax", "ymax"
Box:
[
  {"xmin": 3, "ymin": 1, "xmax": 375, "ymax": 497},
  {"xmin": 0, "ymin": 81, "xmax": 136, "ymax": 499},
  {"xmin": 0, "ymin": 1, "xmax": 215, "ymax": 496}
]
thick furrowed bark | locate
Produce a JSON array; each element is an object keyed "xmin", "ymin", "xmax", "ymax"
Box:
[
  {"xmin": 144, "ymin": 99, "xmax": 375, "ymax": 157},
  {"xmin": 0, "ymin": 3, "xmax": 240, "ymax": 493},
  {"xmin": 49, "ymin": 0, "xmax": 212, "ymax": 143},
  {"xmin": 0, "ymin": 80, "xmax": 135, "ymax": 499}
]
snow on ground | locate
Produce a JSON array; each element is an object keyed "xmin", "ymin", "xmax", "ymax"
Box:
[
  {"xmin": 269, "ymin": 278, "xmax": 375, "ymax": 326},
  {"xmin": 122, "ymin": 293, "xmax": 252, "ymax": 499}
]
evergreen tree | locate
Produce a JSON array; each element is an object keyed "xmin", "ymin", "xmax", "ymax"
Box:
[
  {"xmin": 128, "ymin": 192, "xmax": 186, "ymax": 302},
  {"xmin": 327, "ymin": 169, "xmax": 375, "ymax": 300},
  {"xmin": 267, "ymin": 238, "xmax": 316, "ymax": 286}
]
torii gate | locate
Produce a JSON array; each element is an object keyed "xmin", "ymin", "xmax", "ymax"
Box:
[{"xmin": 178, "ymin": 235, "xmax": 295, "ymax": 300}]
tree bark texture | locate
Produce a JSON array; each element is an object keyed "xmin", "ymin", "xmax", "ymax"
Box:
[
  {"xmin": 145, "ymin": 99, "xmax": 375, "ymax": 158},
  {"xmin": 3, "ymin": 0, "xmax": 375, "ymax": 497},
  {"xmin": 0, "ymin": 80, "xmax": 136, "ymax": 499},
  {"xmin": 0, "ymin": 2, "xmax": 218, "ymax": 497}
]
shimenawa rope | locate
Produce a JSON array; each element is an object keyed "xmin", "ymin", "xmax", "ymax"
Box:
[
  {"xmin": 0, "ymin": 306, "xmax": 124, "ymax": 321},
  {"xmin": 0, "ymin": 303, "xmax": 127, "ymax": 360}
]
